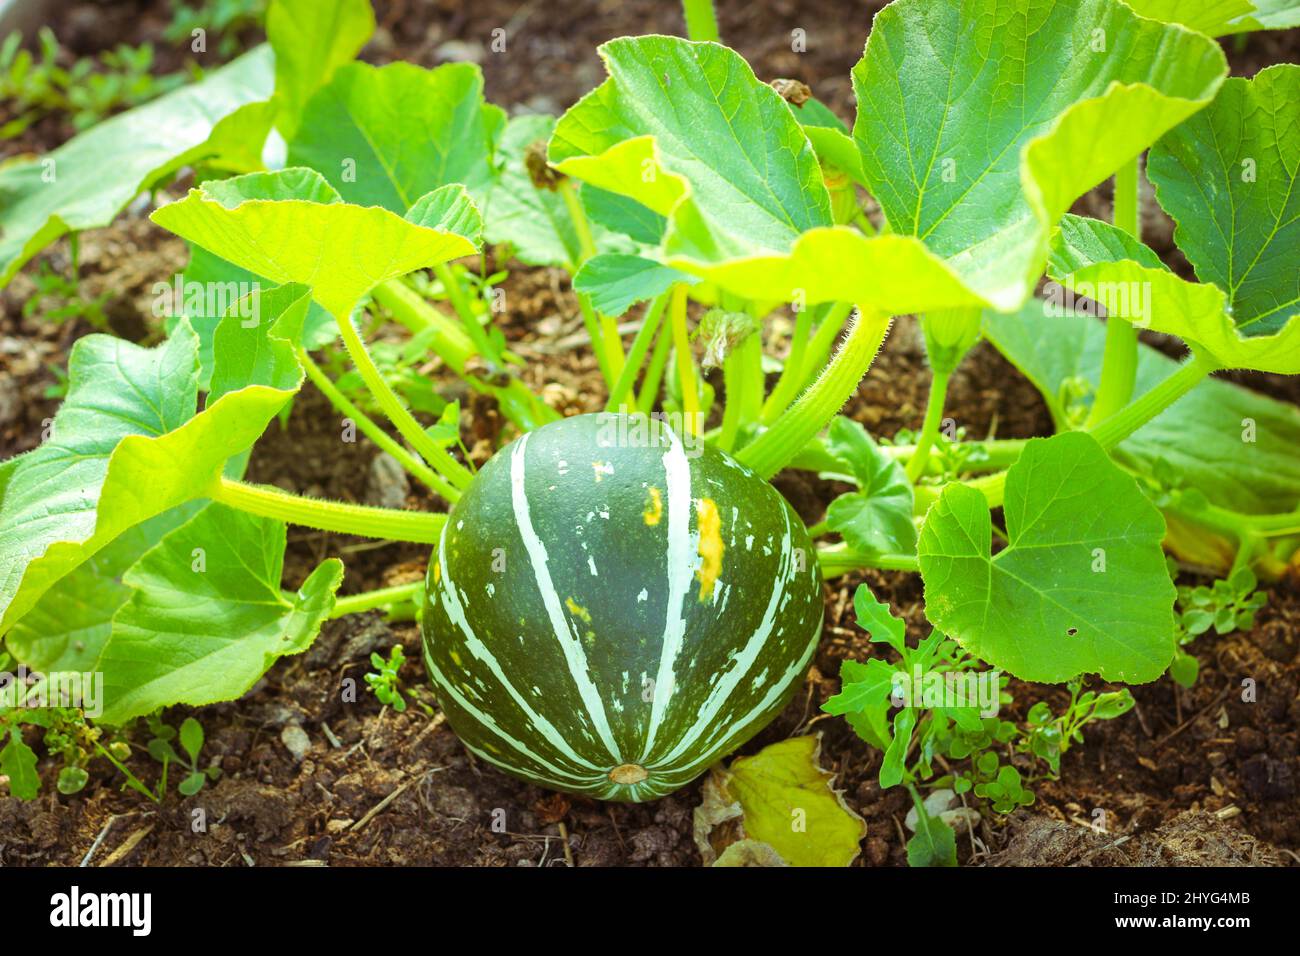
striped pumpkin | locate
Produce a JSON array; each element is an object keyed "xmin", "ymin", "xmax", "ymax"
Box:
[{"xmin": 421, "ymin": 412, "xmax": 824, "ymax": 801}]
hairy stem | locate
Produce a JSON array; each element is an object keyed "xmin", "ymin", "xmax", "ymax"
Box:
[
  {"xmin": 1088, "ymin": 350, "xmax": 1219, "ymax": 451},
  {"xmin": 212, "ymin": 477, "xmax": 446, "ymax": 543},
  {"xmin": 335, "ymin": 310, "xmax": 473, "ymax": 490},
  {"xmin": 297, "ymin": 349, "xmax": 457, "ymax": 500},
  {"xmin": 681, "ymin": 0, "xmax": 720, "ymax": 41},
  {"xmin": 737, "ymin": 308, "xmax": 892, "ymax": 480},
  {"xmin": 798, "ymin": 301, "xmax": 855, "ymax": 393}
]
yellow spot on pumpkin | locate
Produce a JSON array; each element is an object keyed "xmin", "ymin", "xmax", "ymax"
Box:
[
  {"xmin": 643, "ymin": 486, "xmax": 663, "ymax": 526},
  {"xmin": 449, "ymin": 649, "xmax": 462, "ymax": 666},
  {"xmin": 565, "ymin": 597, "xmax": 592, "ymax": 623},
  {"xmin": 695, "ymin": 497, "xmax": 724, "ymax": 601},
  {"xmin": 432, "ymin": 561, "xmax": 441, "ymax": 583}
]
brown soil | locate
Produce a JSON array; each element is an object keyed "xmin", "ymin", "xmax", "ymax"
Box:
[{"xmin": 0, "ymin": 1, "xmax": 1298, "ymax": 867}]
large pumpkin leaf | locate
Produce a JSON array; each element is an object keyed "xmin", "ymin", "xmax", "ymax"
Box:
[
  {"xmin": 0, "ymin": 46, "xmax": 273, "ymax": 287},
  {"xmin": 1148, "ymin": 65, "xmax": 1299, "ymax": 345},
  {"xmin": 97, "ymin": 504, "xmax": 342, "ymax": 725},
  {"xmin": 266, "ymin": 0, "xmax": 374, "ymax": 139},
  {"xmin": 549, "ymin": 34, "xmax": 833, "ymax": 264},
  {"xmin": 0, "ymin": 295, "xmax": 309, "ymax": 635},
  {"xmin": 849, "ymin": 0, "xmax": 1225, "ymax": 310},
  {"xmin": 286, "ymin": 61, "xmax": 505, "ymax": 211},
  {"xmin": 983, "ymin": 301, "xmax": 1300, "ymax": 516},
  {"xmin": 1048, "ymin": 213, "xmax": 1300, "ymax": 373},
  {"xmin": 553, "ymin": 5, "xmax": 1225, "ymax": 318},
  {"xmin": 918, "ymin": 432, "xmax": 1176, "ymax": 683},
  {"xmin": 151, "ymin": 168, "xmax": 480, "ymax": 318},
  {"xmin": 4, "ymin": 509, "xmax": 202, "ymax": 673}
]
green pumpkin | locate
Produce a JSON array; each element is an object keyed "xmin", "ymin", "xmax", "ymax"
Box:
[{"xmin": 421, "ymin": 412, "xmax": 823, "ymax": 801}]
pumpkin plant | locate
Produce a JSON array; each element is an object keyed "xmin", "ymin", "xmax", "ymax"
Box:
[{"xmin": 0, "ymin": 0, "xmax": 1297, "ymax": 832}]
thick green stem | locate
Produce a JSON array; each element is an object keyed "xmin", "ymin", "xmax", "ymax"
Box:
[
  {"xmin": 819, "ymin": 545, "xmax": 920, "ymax": 578},
  {"xmin": 335, "ymin": 310, "xmax": 474, "ymax": 490},
  {"xmin": 329, "ymin": 581, "xmax": 424, "ymax": 619},
  {"xmin": 607, "ymin": 292, "xmax": 669, "ymax": 412},
  {"xmin": 682, "ymin": 0, "xmax": 719, "ymax": 40},
  {"xmin": 638, "ymin": 320, "xmax": 673, "ymax": 413},
  {"xmin": 1087, "ymin": 157, "xmax": 1141, "ymax": 426},
  {"xmin": 915, "ymin": 350, "xmax": 1220, "ymax": 514},
  {"xmin": 212, "ymin": 477, "xmax": 446, "ymax": 543},
  {"xmin": 737, "ymin": 308, "xmax": 892, "ymax": 480},
  {"xmin": 1088, "ymin": 350, "xmax": 1219, "ymax": 452},
  {"xmin": 905, "ymin": 368, "xmax": 952, "ymax": 483},
  {"xmin": 669, "ymin": 284, "xmax": 700, "ymax": 434},
  {"xmin": 298, "ymin": 349, "xmax": 457, "ymax": 500},
  {"xmin": 761, "ymin": 304, "xmax": 816, "ymax": 424},
  {"xmin": 372, "ymin": 280, "xmax": 557, "ymax": 432},
  {"xmin": 798, "ymin": 301, "xmax": 855, "ymax": 393}
]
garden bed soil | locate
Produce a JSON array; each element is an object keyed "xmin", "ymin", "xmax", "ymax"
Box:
[{"xmin": 0, "ymin": 0, "xmax": 1297, "ymax": 866}]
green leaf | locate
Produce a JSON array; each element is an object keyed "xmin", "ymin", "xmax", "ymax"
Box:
[
  {"xmin": 170, "ymin": 243, "xmax": 337, "ymax": 390},
  {"xmin": 852, "ymin": 0, "xmax": 1225, "ymax": 309},
  {"xmin": 573, "ymin": 254, "xmax": 697, "ymax": 317},
  {"xmin": 1126, "ymin": 0, "xmax": 1300, "ymax": 34},
  {"xmin": 613, "ymin": 0, "xmax": 1224, "ymax": 317},
  {"xmin": 97, "ymin": 503, "xmax": 343, "ymax": 725},
  {"xmin": 719, "ymin": 736, "xmax": 866, "ymax": 867},
  {"xmin": 1121, "ymin": 0, "xmax": 1256, "ymax": 35},
  {"xmin": 1048, "ymin": 214, "xmax": 1300, "ymax": 374},
  {"xmin": 480, "ymin": 115, "xmax": 633, "ymax": 268},
  {"xmin": 919, "ymin": 432, "xmax": 1176, "ymax": 683},
  {"xmin": 0, "ymin": 729, "xmax": 38, "ymax": 800},
  {"xmin": 266, "ymin": 0, "xmax": 374, "ymax": 139},
  {"xmin": 907, "ymin": 799, "xmax": 958, "ymax": 867},
  {"xmin": 822, "ymin": 657, "xmax": 897, "ymax": 718},
  {"xmin": 151, "ymin": 169, "xmax": 479, "ymax": 319},
  {"xmin": 208, "ymin": 282, "xmax": 314, "ymax": 401},
  {"xmin": 580, "ymin": 185, "xmax": 666, "ymax": 247},
  {"xmin": 0, "ymin": 46, "xmax": 274, "ymax": 287},
  {"xmin": 853, "ymin": 586, "xmax": 908, "ymax": 655},
  {"xmin": 178, "ymin": 771, "xmax": 207, "ymax": 796},
  {"xmin": 983, "ymin": 300, "xmax": 1300, "ymax": 516},
  {"xmin": 879, "ymin": 708, "xmax": 917, "ymax": 788},
  {"xmin": 550, "ymin": 35, "xmax": 833, "ymax": 263},
  {"xmin": 5, "ymin": 508, "xmax": 203, "ymax": 672},
  {"xmin": 57, "ymin": 765, "xmax": 89, "ymax": 795},
  {"xmin": 1149, "ymin": 66, "xmax": 1299, "ymax": 342},
  {"xmin": 0, "ymin": 313, "xmax": 304, "ymax": 635},
  {"xmin": 824, "ymin": 417, "xmax": 916, "ymax": 557},
  {"xmin": 286, "ymin": 61, "xmax": 505, "ymax": 211},
  {"xmin": 178, "ymin": 717, "xmax": 204, "ymax": 763}
]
